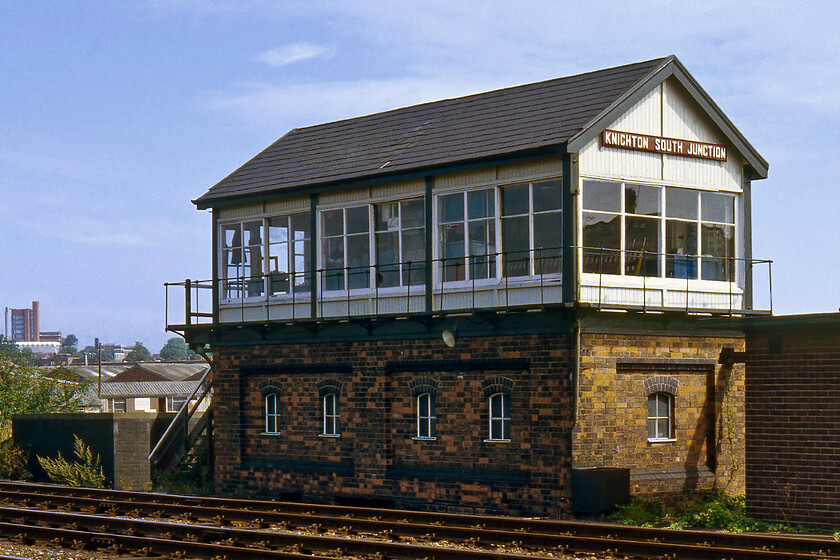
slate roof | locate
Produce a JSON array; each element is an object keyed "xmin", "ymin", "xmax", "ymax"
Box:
[
  {"xmin": 195, "ymin": 55, "xmax": 768, "ymax": 210},
  {"xmin": 97, "ymin": 381, "xmax": 203, "ymax": 398},
  {"xmin": 196, "ymin": 57, "xmax": 671, "ymax": 208}
]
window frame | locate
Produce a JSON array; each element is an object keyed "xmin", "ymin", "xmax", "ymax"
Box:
[
  {"xmin": 646, "ymin": 391, "xmax": 675, "ymax": 442},
  {"xmin": 219, "ymin": 211, "xmax": 312, "ymax": 304},
  {"xmin": 321, "ymin": 392, "xmax": 341, "ymax": 437},
  {"xmin": 486, "ymin": 392, "xmax": 511, "ymax": 443},
  {"xmin": 263, "ymin": 392, "xmax": 280, "ymax": 435},
  {"xmin": 414, "ymin": 392, "xmax": 437, "ymax": 440},
  {"xmin": 166, "ymin": 396, "xmax": 188, "ymax": 413},
  {"xmin": 581, "ymin": 178, "xmax": 739, "ymax": 283}
]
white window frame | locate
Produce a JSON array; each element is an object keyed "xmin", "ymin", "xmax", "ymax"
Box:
[
  {"xmin": 108, "ymin": 398, "xmax": 127, "ymax": 413},
  {"xmin": 321, "ymin": 392, "xmax": 340, "ymax": 437},
  {"xmin": 166, "ymin": 396, "xmax": 188, "ymax": 413},
  {"xmin": 647, "ymin": 392, "xmax": 674, "ymax": 441},
  {"xmin": 219, "ymin": 212, "xmax": 311, "ymax": 304},
  {"xmin": 580, "ymin": 178, "xmax": 740, "ymax": 283},
  {"xmin": 264, "ymin": 393, "xmax": 280, "ymax": 435},
  {"xmin": 374, "ymin": 198, "xmax": 426, "ymax": 290},
  {"xmin": 486, "ymin": 392, "xmax": 511, "ymax": 442},
  {"xmin": 414, "ymin": 392, "xmax": 437, "ymax": 440},
  {"xmin": 500, "ymin": 180, "xmax": 563, "ymax": 278}
]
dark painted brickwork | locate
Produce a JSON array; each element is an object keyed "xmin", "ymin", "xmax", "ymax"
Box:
[
  {"xmin": 212, "ymin": 333, "xmax": 573, "ymax": 517},
  {"xmin": 745, "ymin": 325, "xmax": 840, "ymax": 530},
  {"xmin": 574, "ymin": 333, "xmax": 745, "ymax": 500}
]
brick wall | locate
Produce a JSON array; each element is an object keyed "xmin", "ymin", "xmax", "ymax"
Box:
[
  {"xmin": 745, "ymin": 319, "xmax": 840, "ymax": 530},
  {"xmin": 212, "ymin": 333, "xmax": 573, "ymax": 517},
  {"xmin": 574, "ymin": 332, "xmax": 745, "ymax": 499}
]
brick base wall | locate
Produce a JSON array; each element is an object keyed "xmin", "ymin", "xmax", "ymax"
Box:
[
  {"xmin": 212, "ymin": 333, "xmax": 573, "ymax": 517},
  {"xmin": 573, "ymin": 331, "xmax": 745, "ymax": 501},
  {"xmin": 745, "ymin": 323, "xmax": 840, "ymax": 530}
]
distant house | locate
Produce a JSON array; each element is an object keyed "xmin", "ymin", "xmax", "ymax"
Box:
[{"xmin": 68, "ymin": 362, "xmax": 210, "ymax": 413}]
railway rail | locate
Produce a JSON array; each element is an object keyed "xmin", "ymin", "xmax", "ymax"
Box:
[{"xmin": 0, "ymin": 481, "xmax": 838, "ymax": 560}]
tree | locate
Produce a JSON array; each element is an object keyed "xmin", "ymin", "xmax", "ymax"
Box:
[
  {"xmin": 159, "ymin": 337, "xmax": 193, "ymax": 361},
  {"xmin": 61, "ymin": 334, "xmax": 78, "ymax": 349},
  {"xmin": 0, "ymin": 338, "xmax": 92, "ymax": 440},
  {"xmin": 125, "ymin": 341, "xmax": 152, "ymax": 363},
  {"xmin": 80, "ymin": 345, "xmax": 114, "ymax": 363}
]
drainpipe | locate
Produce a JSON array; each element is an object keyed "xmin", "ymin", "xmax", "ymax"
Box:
[{"xmin": 573, "ymin": 318, "xmax": 581, "ymax": 424}]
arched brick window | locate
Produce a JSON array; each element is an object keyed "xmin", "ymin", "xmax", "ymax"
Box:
[
  {"xmin": 259, "ymin": 380, "xmax": 282, "ymax": 434},
  {"xmin": 318, "ymin": 379, "xmax": 342, "ymax": 437},
  {"xmin": 482, "ymin": 377, "xmax": 513, "ymax": 442},
  {"xmin": 643, "ymin": 376, "xmax": 678, "ymax": 441},
  {"xmin": 408, "ymin": 378, "xmax": 439, "ymax": 439}
]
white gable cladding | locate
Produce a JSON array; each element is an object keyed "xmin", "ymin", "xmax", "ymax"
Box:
[{"xmin": 578, "ymin": 77, "xmax": 745, "ymax": 192}]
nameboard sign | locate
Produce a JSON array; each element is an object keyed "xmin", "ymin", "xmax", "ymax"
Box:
[{"xmin": 601, "ymin": 129, "xmax": 727, "ymax": 162}]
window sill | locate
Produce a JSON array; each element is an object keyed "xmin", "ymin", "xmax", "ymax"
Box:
[
  {"xmin": 318, "ymin": 433, "xmax": 341, "ymax": 438},
  {"xmin": 261, "ymin": 432, "xmax": 281, "ymax": 436},
  {"xmin": 647, "ymin": 437, "xmax": 676, "ymax": 443},
  {"xmin": 483, "ymin": 439, "xmax": 511, "ymax": 444},
  {"xmin": 412, "ymin": 436, "xmax": 437, "ymax": 441}
]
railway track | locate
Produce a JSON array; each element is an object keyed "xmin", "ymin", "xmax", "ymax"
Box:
[{"xmin": 0, "ymin": 481, "xmax": 838, "ymax": 559}]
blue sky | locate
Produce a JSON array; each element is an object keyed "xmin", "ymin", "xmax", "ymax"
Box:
[{"xmin": 1, "ymin": 1, "xmax": 838, "ymax": 352}]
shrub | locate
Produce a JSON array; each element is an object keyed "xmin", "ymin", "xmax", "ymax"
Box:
[
  {"xmin": 37, "ymin": 435, "xmax": 106, "ymax": 488},
  {"xmin": 0, "ymin": 439, "xmax": 31, "ymax": 480},
  {"xmin": 608, "ymin": 496, "xmax": 666, "ymax": 526}
]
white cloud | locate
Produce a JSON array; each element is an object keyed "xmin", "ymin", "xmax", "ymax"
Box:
[
  {"xmin": 256, "ymin": 42, "xmax": 331, "ymax": 67},
  {"xmin": 200, "ymin": 77, "xmax": 500, "ymax": 131}
]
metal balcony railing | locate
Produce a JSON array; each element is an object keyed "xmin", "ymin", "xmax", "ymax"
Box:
[{"xmin": 165, "ymin": 247, "xmax": 772, "ymax": 330}]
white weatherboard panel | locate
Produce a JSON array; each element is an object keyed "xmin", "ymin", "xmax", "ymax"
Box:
[
  {"xmin": 578, "ymin": 77, "xmax": 744, "ymax": 192},
  {"xmin": 661, "ymin": 79, "xmax": 743, "ymax": 191}
]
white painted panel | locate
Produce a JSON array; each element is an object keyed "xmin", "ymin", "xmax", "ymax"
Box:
[
  {"xmin": 320, "ymin": 187, "xmax": 370, "ymax": 205},
  {"xmin": 579, "ymin": 78, "xmax": 745, "ymax": 192},
  {"xmin": 435, "ymin": 167, "xmax": 496, "ymax": 189},
  {"xmin": 497, "ymin": 157, "xmax": 562, "ymax": 181},
  {"xmin": 372, "ymin": 178, "xmax": 425, "ymax": 200},
  {"xmin": 578, "ymin": 87, "xmax": 663, "ymax": 182},
  {"xmin": 217, "ymin": 203, "xmax": 264, "ymax": 220},
  {"xmin": 661, "ymin": 78, "xmax": 743, "ymax": 191},
  {"xmin": 265, "ymin": 197, "xmax": 309, "ymax": 214}
]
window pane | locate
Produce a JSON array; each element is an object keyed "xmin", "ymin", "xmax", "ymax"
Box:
[
  {"xmin": 491, "ymin": 394, "xmax": 502, "ymax": 417},
  {"xmin": 375, "ymin": 231, "xmax": 399, "ymax": 288},
  {"xmin": 324, "ymin": 394, "xmax": 335, "ymax": 416},
  {"xmin": 657, "ymin": 418, "xmax": 669, "ymax": 439},
  {"xmin": 583, "ymin": 180, "xmax": 620, "ymax": 212},
  {"xmin": 346, "ymin": 206, "xmax": 369, "ymax": 234},
  {"xmin": 702, "ymin": 192, "xmax": 735, "ymax": 224},
  {"xmin": 401, "ymin": 199, "xmax": 425, "ymax": 228},
  {"xmin": 625, "ymin": 216, "xmax": 660, "ymax": 277},
  {"xmin": 243, "ymin": 221, "xmax": 262, "ymax": 246},
  {"xmin": 268, "ymin": 217, "xmax": 289, "ymax": 243},
  {"xmin": 491, "ymin": 419, "xmax": 503, "ymax": 440},
  {"xmin": 626, "ymin": 184, "xmax": 660, "ymax": 216},
  {"xmin": 347, "ymin": 234, "xmax": 370, "ymax": 289},
  {"xmin": 666, "ymin": 188, "xmax": 698, "ymax": 220},
  {"xmin": 419, "ymin": 394, "xmax": 429, "ymax": 417},
  {"xmin": 647, "ymin": 395, "xmax": 657, "ymax": 417},
  {"xmin": 582, "ymin": 212, "xmax": 620, "ymax": 274},
  {"xmin": 469, "ymin": 220, "xmax": 495, "ymax": 279},
  {"xmin": 501, "ymin": 184, "xmax": 529, "ymax": 216},
  {"xmin": 439, "ymin": 193, "xmax": 463, "ymax": 223},
  {"xmin": 441, "ymin": 223, "xmax": 465, "ymax": 282},
  {"xmin": 502, "ymin": 216, "xmax": 529, "ymax": 277},
  {"xmin": 534, "ymin": 213, "xmax": 562, "ymax": 274},
  {"xmin": 322, "ymin": 209, "xmax": 344, "ymax": 237},
  {"xmin": 701, "ymin": 224, "xmax": 735, "ymax": 281},
  {"xmin": 666, "ymin": 221, "xmax": 698, "ymax": 279},
  {"xmin": 468, "ymin": 189, "xmax": 494, "ymax": 219},
  {"xmin": 375, "ymin": 202, "xmax": 398, "ymax": 232},
  {"xmin": 222, "ymin": 224, "xmax": 240, "ymax": 249},
  {"xmin": 291, "ymin": 213, "xmax": 310, "ymax": 237},
  {"xmin": 401, "ymin": 229, "xmax": 425, "ymax": 285},
  {"xmin": 323, "ymin": 237, "xmax": 344, "ymax": 291},
  {"xmin": 533, "ymin": 180, "xmax": 562, "ymax": 212}
]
